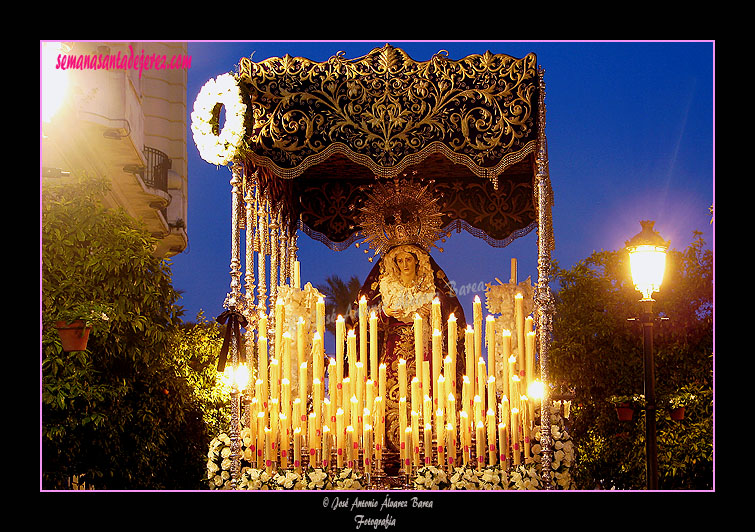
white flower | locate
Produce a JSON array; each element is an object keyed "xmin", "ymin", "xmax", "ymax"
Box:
[{"xmin": 191, "ymin": 73, "xmax": 246, "ymax": 166}]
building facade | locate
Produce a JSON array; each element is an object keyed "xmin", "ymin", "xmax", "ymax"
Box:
[{"xmin": 41, "ymin": 41, "xmax": 189, "ymax": 257}]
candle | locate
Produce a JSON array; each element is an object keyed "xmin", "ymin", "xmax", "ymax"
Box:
[
  {"xmin": 423, "ymin": 423, "xmax": 432, "ymax": 465},
  {"xmin": 498, "ymin": 422, "xmax": 508, "ymax": 467},
  {"xmin": 366, "ymin": 378, "xmax": 375, "ymax": 417},
  {"xmin": 398, "ymin": 359, "xmax": 407, "ymax": 401},
  {"xmin": 423, "ymin": 394, "xmax": 432, "ymax": 428},
  {"xmin": 511, "ymin": 407, "xmax": 520, "ymax": 466},
  {"xmin": 432, "ymin": 329, "xmax": 441, "ymax": 407},
  {"xmin": 465, "ymin": 325, "xmax": 475, "ymax": 387},
  {"xmin": 521, "ymin": 395, "xmax": 531, "ymax": 461},
  {"xmin": 486, "ymin": 315, "xmax": 496, "ymax": 389},
  {"xmin": 446, "ymin": 423, "xmax": 456, "ymax": 471},
  {"xmin": 313, "ymin": 377, "xmax": 322, "ymax": 437},
  {"xmin": 342, "ymin": 377, "xmax": 351, "ymax": 422},
  {"xmin": 258, "ymin": 325, "xmax": 268, "ymax": 408},
  {"xmin": 422, "ymin": 360, "xmax": 430, "ymax": 406},
  {"xmin": 477, "ymin": 357, "xmax": 487, "ymax": 411},
  {"xmin": 511, "ymin": 374, "xmax": 521, "ymax": 413},
  {"xmin": 526, "ymin": 330, "xmax": 536, "ymax": 387},
  {"xmin": 502, "ymin": 330, "xmax": 512, "ymax": 399},
  {"xmin": 431, "ymin": 296, "xmax": 441, "ymax": 334},
  {"xmin": 347, "ymin": 329, "xmax": 357, "ymax": 380},
  {"xmin": 487, "ymin": 409, "xmax": 496, "ymax": 465},
  {"xmin": 474, "ymin": 395, "xmax": 482, "ymax": 428},
  {"xmin": 379, "ymin": 363, "xmax": 386, "ymax": 400},
  {"xmin": 436, "ymin": 375, "xmax": 445, "ymax": 414},
  {"xmin": 275, "ymin": 297, "xmax": 284, "ymax": 361},
  {"xmin": 281, "ymin": 331, "xmax": 292, "ymax": 381},
  {"xmin": 316, "ymin": 296, "xmax": 325, "ymax": 346},
  {"xmin": 281, "ymin": 377, "xmax": 291, "ymax": 423},
  {"xmin": 476, "ymin": 421, "xmax": 485, "ymax": 469},
  {"xmin": 293, "ymin": 426, "xmax": 302, "ymax": 472},
  {"xmin": 350, "ymin": 395, "xmax": 359, "ymax": 443},
  {"xmin": 292, "ymin": 397, "xmax": 302, "ymax": 432},
  {"xmin": 328, "ymin": 357, "xmax": 336, "ymax": 399},
  {"xmin": 363, "ymin": 422, "xmax": 373, "ymax": 473},
  {"xmin": 487, "ymin": 376, "xmax": 496, "ymax": 417},
  {"xmin": 296, "ymin": 317, "xmax": 305, "ymax": 369},
  {"xmin": 473, "ymin": 295, "xmax": 482, "ymax": 372},
  {"xmin": 399, "ymin": 397, "xmax": 407, "ymax": 448},
  {"xmin": 435, "ymin": 408, "xmax": 444, "ymax": 466},
  {"xmin": 404, "ymin": 426, "xmax": 413, "ymax": 475},
  {"xmin": 509, "ymin": 356, "xmax": 518, "ymax": 409},
  {"xmin": 500, "ymin": 395, "xmax": 510, "ymax": 432},
  {"xmin": 525, "ymin": 315, "xmax": 534, "ymax": 334},
  {"xmin": 346, "ymin": 425, "xmax": 354, "ymax": 468},
  {"xmin": 444, "ymin": 355, "xmax": 453, "ymax": 393},
  {"xmin": 359, "ymin": 295, "xmax": 367, "ymax": 365},
  {"xmin": 336, "ymin": 315, "xmax": 345, "ymax": 405},
  {"xmin": 312, "ymin": 331, "xmax": 323, "ymax": 384},
  {"xmin": 462, "ymin": 375, "xmax": 471, "ymax": 417},
  {"xmin": 322, "ymin": 425, "xmax": 331, "ymax": 469},
  {"xmin": 374, "ymin": 396, "xmax": 384, "ymax": 462},
  {"xmin": 510, "ymin": 258, "xmax": 517, "ymax": 285},
  {"xmin": 370, "ymin": 311, "xmax": 378, "ymax": 381},
  {"xmin": 256, "ymin": 411, "xmax": 265, "ymax": 468},
  {"xmin": 411, "ymin": 377, "xmax": 420, "ymax": 418},
  {"xmin": 414, "ymin": 313, "xmax": 423, "ymax": 391},
  {"xmin": 356, "ymin": 361, "xmax": 365, "ymax": 412},
  {"xmin": 448, "ymin": 313, "xmax": 457, "ymax": 368},
  {"xmin": 446, "ymin": 392, "xmax": 456, "ymax": 432},
  {"xmin": 460, "ymin": 410, "xmax": 470, "ymax": 465},
  {"xmin": 411, "ymin": 410, "xmax": 420, "ymax": 468},
  {"xmin": 336, "ymin": 408, "xmax": 344, "ymax": 468},
  {"xmin": 280, "ymin": 414, "xmax": 289, "ymax": 468},
  {"xmin": 515, "ymin": 293, "xmax": 525, "ymax": 374},
  {"xmin": 308, "ymin": 411, "xmax": 317, "ymax": 454},
  {"xmin": 264, "ymin": 426, "xmax": 273, "ymax": 473},
  {"xmin": 293, "ymin": 260, "xmax": 300, "ymax": 289},
  {"xmin": 270, "ymin": 358, "xmax": 280, "ymax": 402},
  {"xmin": 298, "ymin": 362, "xmax": 308, "ymax": 405}
]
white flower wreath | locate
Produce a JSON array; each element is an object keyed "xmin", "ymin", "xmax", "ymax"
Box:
[{"xmin": 190, "ymin": 73, "xmax": 246, "ymax": 166}]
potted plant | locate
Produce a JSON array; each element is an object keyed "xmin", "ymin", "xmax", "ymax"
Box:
[
  {"xmin": 609, "ymin": 394, "xmax": 644, "ymax": 421},
  {"xmin": 668, "ymin": 390, "xmax": 694, "ymax": 421},
  {"xmin": 54, "ymin": 302, "xmax": 113, "ymax": 352}
]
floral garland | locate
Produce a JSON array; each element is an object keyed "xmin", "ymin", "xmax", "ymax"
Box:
[
  {"xmin": 413, "ymin": 464, "xmax": 507, "ymax": 490},
  {"xmin": 190, "ymin": 73, "xmax": 246, "ymax": 166},
  {"xmin": 208, "ymin": 434, "xmax": 368, "ymax": 490},
  {"xmin": 207, "ymin": 412, "xmax": 574, "ymax": 490},
  {"xmin": 412, "ymin": 465, "xmax": 449, "ymax": 490},
  {"xmin": 508, "ymin": 464, "xmax": 542, "ymax": 490},
  {"xmin": 531, "ymin": 409, "xmax": 576, "ymax": 490}
]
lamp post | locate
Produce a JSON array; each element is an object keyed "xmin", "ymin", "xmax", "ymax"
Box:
[{"xmin": 625, "ymin": 220, "xmax": 669, "ymax": 491}]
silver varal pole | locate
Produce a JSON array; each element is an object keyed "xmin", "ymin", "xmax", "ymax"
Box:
[{"xmin": 535, "ymin": 66, "xmax": 555, "ymax": 490}]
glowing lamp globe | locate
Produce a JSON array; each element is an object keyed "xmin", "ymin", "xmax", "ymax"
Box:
[{"xmin": 625, "ymin": 221, "xmax": 670, "ymax": 300}]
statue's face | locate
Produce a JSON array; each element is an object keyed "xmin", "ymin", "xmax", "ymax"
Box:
[{"xmin": 395, "ymin": 251, "xmax": 417, "ymax": 279}]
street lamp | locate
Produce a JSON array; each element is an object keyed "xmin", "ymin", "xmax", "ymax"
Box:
[{"xmin": 625, "ymin": 220, "xmax": 669, "ymax": 490}]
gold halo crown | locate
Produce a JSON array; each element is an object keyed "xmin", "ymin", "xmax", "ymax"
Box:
[{"xmin": 356, "ymin": 176, "xmax": 447, "ymax": 262}]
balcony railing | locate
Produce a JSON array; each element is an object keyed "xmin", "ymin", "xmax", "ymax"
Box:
[{"xmin": 143, "ymin": 146, "xmax": 171, "ymax": 194}]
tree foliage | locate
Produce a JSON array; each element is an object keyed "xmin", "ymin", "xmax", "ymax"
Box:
[
  {"xmin": 549, "ymin": 232, "xmax": 713, "ymax": 489},
  {"xmin": 41, "ymin": 175, "xmax": 216, "ymax": 489}
]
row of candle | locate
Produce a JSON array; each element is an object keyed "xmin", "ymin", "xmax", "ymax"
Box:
[
  {"xmin": 239, "ymin": 381, "xmax": 537, "ymax": 475},
  {"xmin": 230, "ymin": 284, "xmax": 540, "ymax": 476}
]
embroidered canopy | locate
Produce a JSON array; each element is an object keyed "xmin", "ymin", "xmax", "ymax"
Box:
[{"xmin": 234, "ymin": 44, "xmax": 552, "ymax": 251}]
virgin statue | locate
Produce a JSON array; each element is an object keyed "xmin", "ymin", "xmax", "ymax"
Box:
[{"xmin": 345, "ymin": 178, "xmax": 468, "ymax": 469}]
